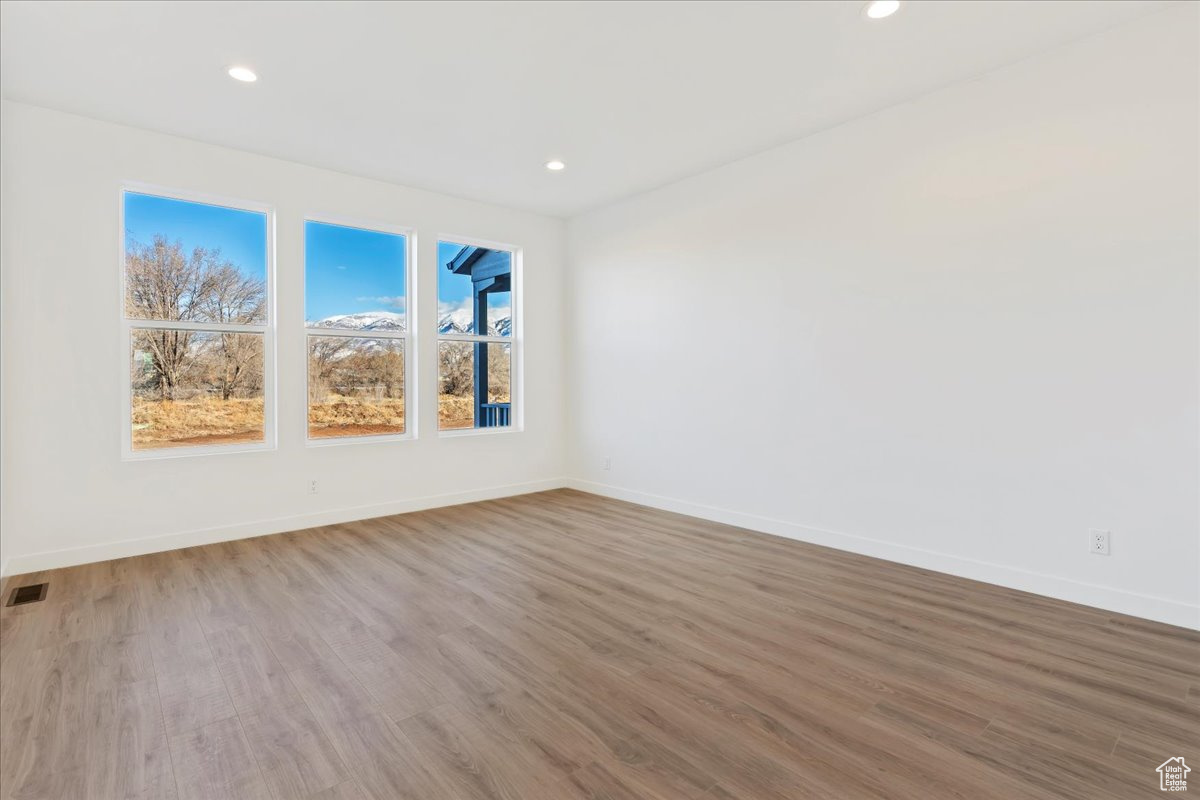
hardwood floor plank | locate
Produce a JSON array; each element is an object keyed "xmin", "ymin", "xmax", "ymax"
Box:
[
  {"xmin": 3, "ymin": 658, "xmax": 91, "ymax": 800},
  {"xmin": 154, "ymin": 642, "xmax": 237, "ymax": 739},
  {"xmin": 1, "ymin": 489, "xmax": 1195, "ymax": 800},
  {"xmin": 239, "ymin": 701, "xmax": 349, "ymax": 800},
  {"xmin": 207, "ymin": 624, "xmax": 303, "ymax": 714},
  {"xmin": 258, "ymin": 618, "xmax": 346, "ymax": 673},
  {"xmin": 287, "ymin": 660, "xmax": 378, "ymax": 725},
  {"xmin": 398, "ymin": 703, "xmax": 584, "ymax": 800},
  {"xmin": 340, "ymin": 648, "xmax": 446, "ymax": 724},
  {"xmin": 168, "ymin": 716, "xmax": 271, "ymax": 800},
  {"xmin": 304, "ymin": 780, "xmax": 369, "ymax": 800},
  {"xmin": 463, "ymin": 685, "xmax": 606, "ymax": 777},
  {"xmin": 314, "ymin": 711, "xmax": 454, "ymax": 800},
  {"xmin": 565, "ymin": 760, "xmax": 679, "ymax": 800},
  {"xmin": 84, "ymin": 679, "xmax": 177, "ymax": 800}
]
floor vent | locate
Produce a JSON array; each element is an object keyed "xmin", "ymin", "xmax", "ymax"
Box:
[{"xmin": 6, "ymin": 583, "xmax": 48, "ymax": 607}]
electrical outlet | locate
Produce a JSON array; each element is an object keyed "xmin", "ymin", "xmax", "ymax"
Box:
[
  {"xmin": 1089, "ymin": 529, "xmax": 1110, "ymax": 556},
  {"xmin": 601, "ymin": 457, "xmax": 611, "ymax": 471},
  {"xmin": 309, "ymin": 479, "xmax": 319, "ymax": 495}
]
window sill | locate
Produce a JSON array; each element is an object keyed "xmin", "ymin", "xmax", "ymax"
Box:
[
  {"xmin": 306, "ymin": 432, "xmax": 415, "ymax": 448},
  {"xmin": 437, "ymin": 426, "xmax": 522, "ymax": 439},
  {"xmin": 122, "ymin": 442, "xmax": 276, "ymax": 462}
]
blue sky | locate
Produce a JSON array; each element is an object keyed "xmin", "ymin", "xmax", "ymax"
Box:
[
  {"xmin": 124, "ymin": 192, "xmax": 266, "ymax": 282},
  {"xmin": 437, "ymin": 240, "xmax": 472, "ymax": 313},
  {"xmin": 124, "ymin": 193, "xmax": 511, "ymax": 325},
  {"xmin": 305, "ymin": 221, "xmax": 406, "ymax": 322}
]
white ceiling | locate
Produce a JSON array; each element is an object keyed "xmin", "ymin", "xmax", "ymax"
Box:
[{"xmin": 0, "ymin": 1, "xmax": 1174, "ymax": 217}]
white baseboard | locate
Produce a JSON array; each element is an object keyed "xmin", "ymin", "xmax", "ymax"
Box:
[
  {"xmin": 1, "ymin": 478, "xmax": 567, "ymax": 577},
  {"xmin": 7, "ymin": 476, "xmax": 1196, "ymax": 631},
  {"xmin": 565, "ymin": 478, "xmax": 1200, "ymax": 632}
]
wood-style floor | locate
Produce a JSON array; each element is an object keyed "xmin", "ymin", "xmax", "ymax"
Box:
[{"xmin": 1, "ymin": 489, "xmax": 1197, "ymax": 799}]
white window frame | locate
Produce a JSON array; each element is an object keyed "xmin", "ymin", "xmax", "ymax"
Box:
[
  {"xmin": 303, "ymin": 214, "xmax": 416, "ymax": 447},
  {"xmin": 119, "ymin": 183, "xmax": 277, "ymax": 461},
  {"xmin": 436, "ymin": 234, "xmax": 522, "ymax": 437}
]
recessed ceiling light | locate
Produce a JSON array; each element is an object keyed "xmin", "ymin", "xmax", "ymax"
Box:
[
  {"xmin": 227, "ymin": 66, "xmax": 258, "ymax": 83},
  {"xmin": 864, "ymin": 0, "xmax": 901, "ymax": 19},
  {"xmin": 544, "ymin": 160, "xmax": 566, "ymax": 171}
]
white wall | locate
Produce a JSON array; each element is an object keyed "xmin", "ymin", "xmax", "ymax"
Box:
[
  {"xmin": 566, "ymin": 7, "xmax": 1200, "ymax": 629},
  {"xmin": 0, "ymin": 101, "xmax": 567, "ymax": 574},
  {"xmin": 3, "ymin": 8, "xmax": 1197, "ymax": 630}
]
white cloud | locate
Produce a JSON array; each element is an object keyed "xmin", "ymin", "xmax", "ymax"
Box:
[
  {"xmin": 438, "ymin": 297, "xmax": 472, "ymax": 318},
  {"xmin": 356, "ymin": 295, "xmax": 406, "ymax": 311},
  {"xmin": 438, "ymin": 297, "xmax": 511, "ymax": 321}
]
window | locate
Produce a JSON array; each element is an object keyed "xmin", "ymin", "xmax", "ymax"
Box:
[
  {"xmin": 122, "ymin": 189, "xmax": 272, "ymax": 455},
  {"xmin": 437, "ymin": 239, "xmax": 516, "ymax": 432},
  {"xmin": 305, "ymin": 219, "xmax": 411, "ymax": 441}
]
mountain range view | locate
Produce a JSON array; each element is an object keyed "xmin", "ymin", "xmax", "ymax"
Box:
[{"xmin": 308, "ymin": 310, "xmax": 512, "ymax": 337}]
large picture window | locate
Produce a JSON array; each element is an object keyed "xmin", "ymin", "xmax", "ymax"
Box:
[
  {"xmin": 122, "ymin": 189, "xmax": 273, "ymax": 455},
  {"xmin": 437, "ymin": 239, "xmax": 516, "ymax": 432},
  {"xmin": 305, "ymin": 219, "xmax": 411, "ymax": 441}
]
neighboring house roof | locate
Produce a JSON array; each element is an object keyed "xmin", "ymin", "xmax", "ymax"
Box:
[
  {"xmin": 445, "ymin": 245, "xmax": 484, "ymax": 275},
  {"xmin": 445, "ymin": 245, "xmax": 511, "ymax": 294}
]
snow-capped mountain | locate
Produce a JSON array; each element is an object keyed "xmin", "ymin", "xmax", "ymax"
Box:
[
  {"xmin": 310, "ymin": 309, "xmax": 511, "ymax": 337},
  {"xmin": 436, "ymin": 307, "xmax": 512, "ymax": 337},
  {"xmin": 308, "ymin": 311, "xmax": 406, "ymax": 332}
]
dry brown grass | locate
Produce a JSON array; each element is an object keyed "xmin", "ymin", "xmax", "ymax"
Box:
[
  {"xmin": 438, "ymin": 395, "xmax": 476, "ymax": 431},
  {"xmin": 309, "ymin": 396, "xmax": 405, "ymax": 438},
  {"xmin": 132, "ymin": 397, "xmax": 264, "ymax": 449},
  {"xmin": 437, "ymin": 393, "xmax": 511, "ymax": 430},
  {"xmin": 132, "ymin": 393, "xmax": 512, "ymax": 449}
]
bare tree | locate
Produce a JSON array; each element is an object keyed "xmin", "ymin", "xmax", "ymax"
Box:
[
  {"xmin": 308, "ymin": 337, "xmax": 354, "ymax": 401},
  {"xmin": 133, "ymin": 328, "xmax": 196, "ymax": 400},
  {"xmin": 204, "ymin": 263, "xmax": 267, "ymax": 399},
  {"xmin": 200, "ymin": 262, "xmax": 266, "ymax": 324},
  {"xmin": 348, "ymin": 345, "xmax": 404, "ymax": 398},
  {"xmin": 439, "ymin": 342, "xmax": 473, "ymax": 396},
  {"xmin": 126, "ymin": 236, "xmax": 266, "ymax": 400},
  {"xmin": 486, "ymin": 343, "xmax": 510, "ymax": 402},
  {"xmin": 213, "ymin": 334, "xmax": 264, "ymax": 400}
]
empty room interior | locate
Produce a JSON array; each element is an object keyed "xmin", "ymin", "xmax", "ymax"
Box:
[{"xmin": 1, "ymin": 1, "xmax": 1199, "ymax": 798}]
